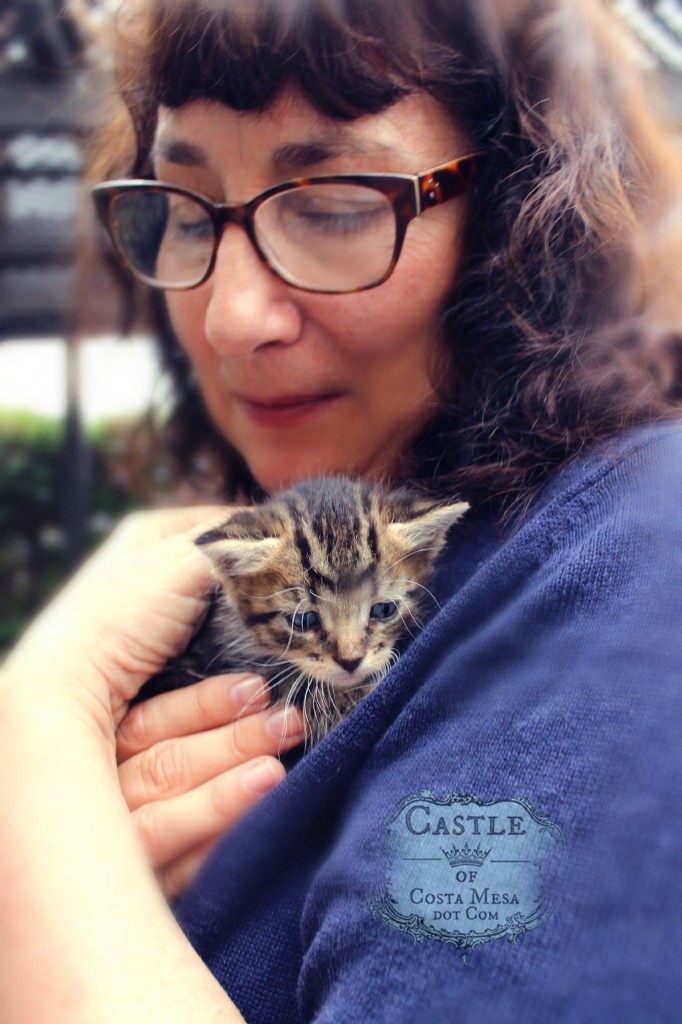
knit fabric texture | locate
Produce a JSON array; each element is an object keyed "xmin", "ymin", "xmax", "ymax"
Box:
[{"xmin": 176, "ymin": 423, "xmax": 682, "ymax": 1023}]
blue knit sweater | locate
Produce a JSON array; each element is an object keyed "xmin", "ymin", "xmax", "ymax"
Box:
[{"xmin": 176, "ymin": 424, "xmax": 682, "ymax": 1023}]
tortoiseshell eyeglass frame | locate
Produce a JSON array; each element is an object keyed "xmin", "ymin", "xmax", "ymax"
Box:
[{"xmin": 92, "ymin": 153, "xmax": 478, "ymax": 295}]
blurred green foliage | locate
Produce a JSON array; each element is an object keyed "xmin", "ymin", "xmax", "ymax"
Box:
[{"xmin": 0, "ymin": 410, "xmax": 145, "ymax": 653}]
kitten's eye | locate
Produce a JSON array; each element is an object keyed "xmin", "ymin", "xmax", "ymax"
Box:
[
  {"xmin": 369, "ymin": 601, "xmax": 399, "ymax": 621},
  {"xmin": 286, "ymin": 610, "xmax": 321, "ymax": 632}
]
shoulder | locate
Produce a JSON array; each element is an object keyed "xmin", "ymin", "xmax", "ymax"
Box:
[
  {"xmin": 526, "ymin": 420, "xmax": 682, "ymax": 538},
  {"xmin": 297, "ymin": 423, "xmax": 682, "ymax": 1022},
  {"xmin": 433, "ymin": 420, "xmax": 682, "ymax": 619}
]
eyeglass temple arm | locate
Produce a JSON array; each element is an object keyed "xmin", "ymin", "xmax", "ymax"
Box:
[{"xmin": 418, "ymin": 156, "xmax": 477, "ymax": 211}]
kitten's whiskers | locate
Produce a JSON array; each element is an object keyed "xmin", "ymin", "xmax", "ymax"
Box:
[
  {"xmin": 245, "ymin": 585, "xmax": 307, "ymax": 601},
  {"xmin": 282, "ymin": 598, "xmax": 305, "ymax": 657},
  {"xmin": 390, "ymin": 600, "xmax": 417, "ymax": 640},
  {"xmin": 384, "ymin": 590, "xmax": 424, "ymax": 632},
  {"xmin": 385, "ymin": 545, "xmax": 442, "ymax": 573},
  {"xmin": 393, "ymin": 577, "xmax": 441, "ymax": 610}
]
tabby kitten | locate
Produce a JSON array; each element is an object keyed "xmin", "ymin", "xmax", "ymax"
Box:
[{"xmin": 144, "ymin": 476, "xmax": 468, "ymax": 743}]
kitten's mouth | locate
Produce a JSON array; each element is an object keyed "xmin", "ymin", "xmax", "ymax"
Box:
[{"xmin": 317, "ymin": 664, "xmax": 373, "ymax": 691}]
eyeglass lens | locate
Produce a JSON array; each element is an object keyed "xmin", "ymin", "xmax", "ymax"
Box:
[{"xmin": 108, "ymin": 183, "xmax": 398, "ymax": 292}]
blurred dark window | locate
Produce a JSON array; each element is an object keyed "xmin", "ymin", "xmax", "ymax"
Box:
[{"xmin": 0, "ymin": 0, "xmax": 98, "ymax": 337}]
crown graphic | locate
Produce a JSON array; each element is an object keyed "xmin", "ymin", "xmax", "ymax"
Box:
[{"xmin": 441, "ymin": 842, "xmax": 491, "ymax": 868}]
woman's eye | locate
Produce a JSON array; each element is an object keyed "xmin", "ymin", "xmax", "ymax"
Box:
[
  {"xmin": 167, "ymin": 201, "xmax": 212, "ymax": 243},
  {"xmin": 369, "ymin": 601, "xmax": 399, "ymax": 621},
  {"xmin": 277, "ymin": 188, "xmax": 390, "ymax": 238},
  {"xmin": 286, "ymin": 610, "xmax": 321, "ymax": 631},
  {"xmin": 176, "ymin": 218, "xmax": 212, "ymax": 240},
  {"xmin": 293, "ymin": 205, "xmax": 386, "ymax": 236}
]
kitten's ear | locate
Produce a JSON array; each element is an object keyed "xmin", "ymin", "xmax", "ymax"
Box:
[
  {"xmin": 386, "ymin": 500, "xmax": 469, "ymax": 558},
  {"xmin": 195, "ymin": 508, "xmax": 282, "ymax": 577}
]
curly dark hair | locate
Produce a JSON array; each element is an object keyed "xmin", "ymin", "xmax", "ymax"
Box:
[{"xmin": 89, "ymin": 0, "xmax": 682, "ymax": 512}]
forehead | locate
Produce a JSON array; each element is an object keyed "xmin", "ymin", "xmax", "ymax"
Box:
[{"xmin": 153, "ymin": 88, "xmax": 466, "ymax": 183}]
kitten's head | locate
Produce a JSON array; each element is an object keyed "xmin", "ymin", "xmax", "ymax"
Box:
[{"xmin": 196, "ymin": 477, "xmax": 468, "ymax": 698}]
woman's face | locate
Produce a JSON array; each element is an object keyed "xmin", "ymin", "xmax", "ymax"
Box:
[{"xmin": 155, "ymin": 90, "xmax": 469, "ymax": 492}]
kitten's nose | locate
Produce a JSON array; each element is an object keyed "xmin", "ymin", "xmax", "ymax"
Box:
[{"xmin": 335, "ymin": 656, "xmax": 363, "ymax": 674}]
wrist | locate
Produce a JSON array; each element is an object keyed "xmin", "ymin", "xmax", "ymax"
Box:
[{"xmin": 0, "ymin": 662, "xmax": 118, "ymax": 771}]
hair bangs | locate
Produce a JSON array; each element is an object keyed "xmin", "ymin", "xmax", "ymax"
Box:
[
  {"xmin": 114, "ymin": 0, "xmax": 498, "ymax": 175},
  {"xmin": 139, "ymin": 0, "xmax": 433, "ymax": 120}
]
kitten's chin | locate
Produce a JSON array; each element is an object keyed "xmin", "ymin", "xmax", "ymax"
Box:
[{"xmin": 328, "ymin": 672, "xmax": 365, "ymax": 692}]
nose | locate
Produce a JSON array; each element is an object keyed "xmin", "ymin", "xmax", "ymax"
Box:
[
  {"xmin": 335, "ymin": 656, "xmax": 363, "ymax": 675},
  {"xmin": 203, "ymin": 223, "xmax": 303, "ymax": 359}
]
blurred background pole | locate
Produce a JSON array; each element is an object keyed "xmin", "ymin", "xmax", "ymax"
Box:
[{"xmin": 62, "ymin": 333, "xmax": 90, "ymax": 571}]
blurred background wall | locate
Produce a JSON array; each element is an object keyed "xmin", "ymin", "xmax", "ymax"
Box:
[
  {"xmin": 1, "ymin": 0, "xmax": 682, "ymax": 654},
  {"xmin": 0, "ymin": 0, "xmax": 168, "ymax": 651}
]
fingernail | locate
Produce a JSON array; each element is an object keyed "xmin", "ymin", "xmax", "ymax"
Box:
[
  {"xmin": 243, "ymin": 758, "xmax": 281, "ymax": 794},
  {"xmin": 232, "ymin": 675, "xmax": 267, "ymax": 707},
  {"xmin": 267, "ymin": 706, "xmax": 304, "ymax": 740}
]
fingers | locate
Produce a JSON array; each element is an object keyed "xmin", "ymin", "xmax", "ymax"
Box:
[
  {"xmin": 116, "ymin": 674, "xmax": 306, "ymax": 896},
  {"xmin": 117, "ymin": 673, "xmax": 271, "ymax": 763},
  {"xmin": 132, "ymin": 755, "xmax": 287, "ymax": 870},
  {"xmin": 119, "ymin": 701, "xmax": 305, "ymax": 811}
]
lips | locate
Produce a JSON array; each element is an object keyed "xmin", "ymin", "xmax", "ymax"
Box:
[{"xmin": 235, "ymin": 391, "xmax": 343, "ymax": 427}]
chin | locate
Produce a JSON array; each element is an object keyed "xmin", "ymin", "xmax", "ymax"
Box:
[
  {"xmin": 248, "ymin": 452, "xmax": 351, "ymax": 494},
  {"xmin": 251, "ymin": 465, "xmax": 320, "ymax": 495}
]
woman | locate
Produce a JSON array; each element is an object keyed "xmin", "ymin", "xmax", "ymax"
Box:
[{"xmin": 1, "ymin": 0, "xmax": 681, "ymax": 1020}]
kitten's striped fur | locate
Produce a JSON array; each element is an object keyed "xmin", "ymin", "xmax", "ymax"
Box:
[{"xmin": 144, "ymin": 477, "xmax": 468, "ymax": 743}]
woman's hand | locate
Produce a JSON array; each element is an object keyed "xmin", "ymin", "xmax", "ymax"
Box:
[
  {"xmin": 4, "ymin": 506, "xmax": 233, "ymax": 730},
  {"xmin": 0, "ymin": 505, "xmax": 298, "ymax": 1022},
  {"xmin": 116, "ymin": 673, "xmax": 304, "ymax": 900},
  {"xmin": 5, "ymin": 504, "xmax": 305, "ymax": 900}
]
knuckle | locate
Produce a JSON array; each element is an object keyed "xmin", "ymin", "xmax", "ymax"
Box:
[
  {"xmin": 112, "ymin": 510, "xmax": 150, "ymax": 540},
  {"xmin": 190, "ymin": 677, "xmax": 217, "ymax": 723},
  {"xmin": 140, "ymin": 740, "xmax": 186, "ymax": 797},
  {"xmin": 122, "ymin": 510, "xmax": 148, "ymax": 529},
  {"xmin": 225, "ymin": 719, "xmax": 252, "ymax": 765},
  {"xmin": 117, "ymin": 701, "xmax": 152, "ymax": 757},
  {"xmin": 207, "ymin": 770, "xmax": 244, "ymax": 823}
]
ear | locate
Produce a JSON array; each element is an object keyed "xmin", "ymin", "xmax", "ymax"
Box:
[
  {"xmin": 385, "ymin": 500, "xmax": 469, "ymax": 558},
  {"xmin": 195, "ymin": 508, "xmax": 283, "ymax": 577}
]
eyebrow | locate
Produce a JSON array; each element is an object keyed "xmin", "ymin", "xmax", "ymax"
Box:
[
  {"xmin": 152, "ymin": 129, "xmax": 395, "ymax": 177},
  {"xmin": 269, "ymin": 133, "xmax": 392, "ymax": 174},
  {"xmin": 152, "ymin": 138, "xmax": 207, "ymax": 168}
]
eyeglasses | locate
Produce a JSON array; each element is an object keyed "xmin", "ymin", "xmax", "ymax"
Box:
[{"xmin": 92, "ymin": 155, "xmax": 477, "ymax": 295}]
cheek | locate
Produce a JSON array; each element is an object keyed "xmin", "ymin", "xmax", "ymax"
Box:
[
  {"xmin": 336, "ymin": 217, "xmax": 462, "ymax": 362},
  {"xmin": 331, "ymin": 279, "xmax": 448, "ymax": 380},
  {"xmin": 399, "ymin": 215, "xmax": 463, "ymax": 313},
  {"xmin": 165, "ymin": 291, "xmax": 211, "ymax": 364}
]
